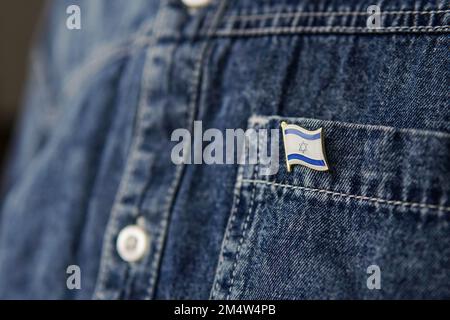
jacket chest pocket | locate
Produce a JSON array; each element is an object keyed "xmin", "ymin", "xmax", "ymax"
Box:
[{"xmin": 211, "ymin": 115, "xmax": 450, "ymax": 300}]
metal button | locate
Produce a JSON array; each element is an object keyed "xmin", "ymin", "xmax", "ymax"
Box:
[
  {"xmin": 116, "ymin": 225, "xmax": 149, "ymax": 262},
  {"xmin": 181, "ymin": 0, "xmax": 211, "ymax": 9}
]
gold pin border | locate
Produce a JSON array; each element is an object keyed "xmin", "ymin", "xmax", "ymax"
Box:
[{"xmin": 280, "ymin": 121, "xmax": 291, "ymax": 172}]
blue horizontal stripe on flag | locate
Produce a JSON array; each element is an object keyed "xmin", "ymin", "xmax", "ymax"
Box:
[
  {"xmin": 287, "ymin": 153, "xmax": 326, "ymax": 166},
  {"xmin": 284, "ymin": 128, "xmax": 321, "ymax": 140}
]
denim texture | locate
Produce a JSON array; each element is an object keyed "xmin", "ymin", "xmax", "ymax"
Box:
[{"xmin": 0, "ymin": 0, "xmax": 449, "ymax": 299}]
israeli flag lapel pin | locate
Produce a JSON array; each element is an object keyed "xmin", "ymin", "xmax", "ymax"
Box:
[{"xmin": 281, "ymin": 121, "xmax": 329, "ymax": 172}]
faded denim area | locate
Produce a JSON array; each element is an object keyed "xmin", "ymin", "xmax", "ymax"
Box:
[{"xmin": 0, "ymin": 0, "xmax": 449, "ymax": 299}]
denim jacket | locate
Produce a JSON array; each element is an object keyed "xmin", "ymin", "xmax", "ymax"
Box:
[{"xmin": 0, "ymin": 0, "xmax": 449, "ymax": 299}]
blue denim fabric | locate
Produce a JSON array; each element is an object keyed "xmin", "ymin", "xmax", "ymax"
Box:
[{"xmin": 0, "ymin": 0, "xmax": 449, "ymax": 299}]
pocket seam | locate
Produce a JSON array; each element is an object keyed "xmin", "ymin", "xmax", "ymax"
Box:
[
  {"xmin": 226, "ymin": 9, "xmax": 450, "ymax": 21},
  {"xmin": 213, "ymin": 26, "xmax": 450, "ymax": 37},
  {"xmin": 249, "ymin": 115, "xmax": 450, "ymax": 139},
  {"xmin": 243, "ymin": 179, "xmax": 450, "ymax": 215},
  {"xmin": 210, "ymin": 123, "xmax": 262, "ymax": 300},
  {"xmin": 226, "ymin": 174, "xmax": 258, "ymax": 300}
]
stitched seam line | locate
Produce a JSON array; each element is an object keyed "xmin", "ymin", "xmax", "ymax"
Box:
[
  {"xmin": 210, "ymin": 164, "xmax": 244, "ymax": 299},
  {"xmin": 144, "ymin": 1, "xmax": 230, "ymax": 300},
  {"xmin": 242, "ymin": 179, "xmax": 450, "ymax": 214},
  {"xmin": 92, "ymin": 42, "xmax": 157, "ymax": 301},
  {"xmin": 226, "ymin": 182, "xmax": 256, "ymax": 300},
  {"xmin": 226, "ymin": 9, "xmax": 450, "ymax": 21},
  {"xmin": 249, "ymin": 115, "xmax": 450, "ymax": 139},
  {"xmin": 227, "ymin": 129, "xmax": 260, "ymax": 300},
  {"xmin": 92, "ymin": 1, "xmax": 166, "ymax": 300},
  {"xmin": 213, "ymin": 26, "xmax": 450, "ymax": 37}
]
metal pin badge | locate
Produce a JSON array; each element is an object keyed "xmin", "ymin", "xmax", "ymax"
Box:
[{"xmin": 281, "ymin": 122, "xmax": 329, "ymax": 172}]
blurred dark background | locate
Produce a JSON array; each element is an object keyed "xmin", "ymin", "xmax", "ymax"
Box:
[{"xmin": 0, "ymin": 1, "xmax": 45, "ymax": 178}]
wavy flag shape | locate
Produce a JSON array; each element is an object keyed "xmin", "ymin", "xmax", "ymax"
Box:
[{"xmin": 281, "ymin": 122, "xmax": 329, "ymax": 172}]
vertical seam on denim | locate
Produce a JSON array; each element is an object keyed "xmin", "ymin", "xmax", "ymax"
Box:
[
  {"xmin": 209, "ymin": 160, "xmax": 244, "ymax": 300},
  {"xmin": 133, "ymin": 154, "xmax": 156, "ymax": 216},
  {"xmin": 92, "ymin": 1, "xmax": 166, "ymax": 300},
  {"xmin": 226, "ymin": 125, "xmax": 260, "ymax": 300},
  {"xmin": 211, "ymin": 121, "xmax": 258, "ymax": 299},
  {"xmin": 144, "ymin": 0, "xmax": 230, "ymax": 300},
  {"xmin": 209, "ymin": 117, "xmax": 256, "ymax": 299}
]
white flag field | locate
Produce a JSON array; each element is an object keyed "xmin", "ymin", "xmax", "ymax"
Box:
[{"xmin": 281, "ymin": 122, "xmax": 329, "ymax": 172}]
